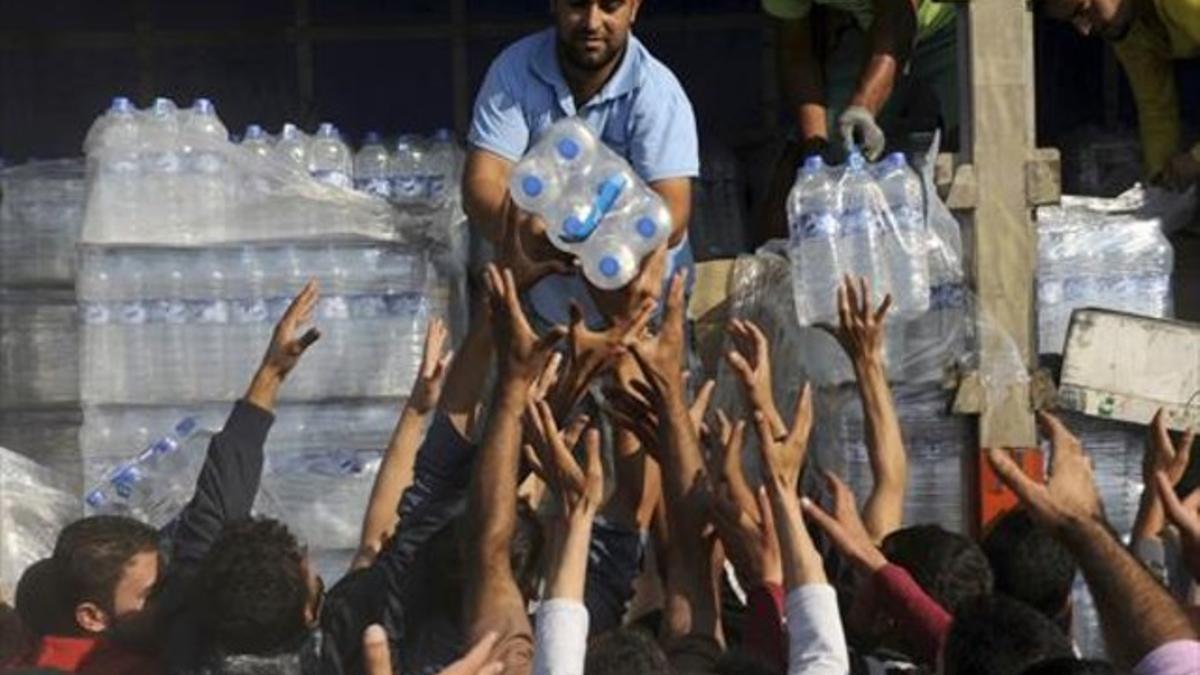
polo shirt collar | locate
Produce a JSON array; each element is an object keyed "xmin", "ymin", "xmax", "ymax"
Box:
[{"xmin": 530, "ymin": 28, "xmax": 643, "ymax": 115}]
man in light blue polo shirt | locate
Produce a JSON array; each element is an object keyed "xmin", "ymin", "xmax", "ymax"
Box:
[{"xmin": 463, "ymin": 0, "xmax": 699, "ymax": 327}]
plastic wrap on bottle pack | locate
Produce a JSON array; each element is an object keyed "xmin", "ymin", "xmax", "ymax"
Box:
[
  {"xmin": 77, "ymin": 243, "xmax": 438, "ymax": 404},
  {"xmin": 81, "ymin": 97, "xmax": 405, "ymax": 246},
  {"xmin": 509, "ymin": 117, "xmax": 672, "ymax": 290},
  {"xmin": 0, "ymin": 407, "xmax": 82, "ymax": 492},
  {"xmin": 0, "ymin": 159, "xmax": 86, "ymax": 286},
  {"xmin": 1036, "ymin": 184, "xmax": 1178, "ymax": 354},
  {"xmin": 0, "ymin": 288, "xmax": 80, "ymax": 408},
  {"xmin": 80, "ymin": 400, "xmax": 401, "ymax": 550},
  {"xmin": 0, "ymin": 446, "xmax": 82, "ymax": 600}
]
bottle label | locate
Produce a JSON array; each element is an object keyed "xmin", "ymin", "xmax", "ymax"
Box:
[
  {"xmin": 349, "ymin": 294, "xmax": 388, "ymax": 319},
  {"xmin": 313, "ymin": 170, "xmax": 351, "ymax": 189},
  {"xmin": 426, "ymin": 175, "xmax": 446, "ymax": 202},
  {"xmin": 355, "ymin": 177, "xmax": 392, "ymax": 198},
  {"xmin": 384, "ymin": 292, "xmax": 425, "ymax": 319},
  {"xmin": 392, "ymin": 175, "xmax": 425, "ymax": 200},
  {"xmin": 190, "ymin": 299, "xmax": 230, "ymax": 324},
  {"xmin": 150, "ymin": 299, "xmax": 189, "ymax": 325},
  {"xmin": 80, "ymin": 302, "xmax": 111, "ymax": 325},
  {"xmin": 267, "ymin": 296, "xmax": 293, "ymax": 321},
  {"xmin": 799, "ymin": 213, "xmax": 838, "ymax": 239},
  {"xmin": 231, "ymin": 298, "xmax": 269, "ymax": 324},
  {"xmin": 319, "ymin": 295, "xmax": 350, "ymax": 321},
  {"xmin": 119, "ymin": 301, "xmax": 148, "ymax": 326}
]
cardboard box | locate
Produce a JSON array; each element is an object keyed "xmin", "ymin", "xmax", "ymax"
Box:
[{"xmin": 1058, "ymin": 308, "xmax": 1200, "ymax": 431}]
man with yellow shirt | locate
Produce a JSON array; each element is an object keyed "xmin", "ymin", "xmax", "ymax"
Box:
[
  {"xmin": 1040, "ymin": 0, "xmax": 1200, "ymax": 190},
  {"xmin": 759, "ymin": 0, "xmax": 958, "ymax": 241}
]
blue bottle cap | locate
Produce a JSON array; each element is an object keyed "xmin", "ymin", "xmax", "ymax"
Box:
[
  {"xmin": 432, "ymin": 128, "xmax": 453, "ymax": 142},
  {"xmin": 636, "ymin": 217, "xmax": 657, "ymax": 239},
  {"xmin": 802, "ymin": 155, "xmax": 825, "ymax": 173},
  {"xmin": 363, "ymin": 131, "xmax": 382, "ymax": 145},
  {"xmin": 599, "ymin": 256, "xmax": 621, "ymax": 278},
  {"xmin": 556, "ymin": 137, "xmax": 581, "ymax": 160},
  {"xmin": 847, "ymin": 152, "xmax": 866, "ymax": 171},
  {"xmin": 883, "ymin": 152, "xmax": 906, "ymax": 170},
  {"xmin": 318, "ymin": 122, "xmax": 337, "ymax": 136},
  {"xmin": 564, "ymin": 215, "xmax": 587, "ymax": 238},
  {"xmin": 110, "ymin": 96, "xmax": 134, "ymax": 113},
  {"xmin": 193, "ymin": 98, "xmax": 214, "ymax": 114},
  {"xmin": 522, "ymin": 175, "xmax": 544, "ymax": 198},
  {"xmin": 245, "ymin": 124, "xmax": 266, "ymax": 139},
  {"xmin": 85, "ymin": 490, "xmax": 107, "ymax": 508}
]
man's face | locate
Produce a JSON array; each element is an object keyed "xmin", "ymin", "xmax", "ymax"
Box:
[
  {"xmin": 553, "ymin": 0, "xmax": 641, "ymax": 71},
  {"xmin": 1041, "ymin": 0, "xmax": 1133, "ymax": 40},
  {"xmin": 111, "ymin": 550, "xmax": 160, "ymax": 618}
]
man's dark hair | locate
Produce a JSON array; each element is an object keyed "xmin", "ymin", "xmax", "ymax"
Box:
[
  {"xmin": 1020, "ymin": 658, "xmax": 1123, "ymax": 675},
  {"xmin": 983, "ymin": 508, "xmax": 1077, "ymax": 627},
  {"xmin": 881, "ymin": 524, "xmax": 994, "ymax": 613},
  {"xmin": 52, "ymin": 515, "xmax": 159, "ymax": 616},
  {"xmin": 943, "ymin": 595, "xmax": 1074, "ymax": 675},
  {"xmin": 585, "ymin": 626, "xmax": 669, "ymax": 675},
  {"xmin": 196, "ymin": 518, "xmax": 310, "ymax": 657}
]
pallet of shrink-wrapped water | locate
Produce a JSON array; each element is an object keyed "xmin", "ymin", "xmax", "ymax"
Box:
[
  {"xmin": 509, "ymin": 117, "xmax": 672, "ymax": 290},
  {"xmin": 0, "ymin": 446, "xmax": 81, "ymax": 600},
  {"xmin": 1036, "ymin": 183, "xmax": 1185, "ymax": 354},
  {"xmin": 0, "ymin": 159, "xmax": 86, "ymax": 286},
  {"xmin": 0, "ymin": 288, "xmax": 80, "ymax": 408}
]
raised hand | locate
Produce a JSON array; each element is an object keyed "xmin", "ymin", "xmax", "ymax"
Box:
[
  {"xmin": 819, "ymin": 275, "xmax": 892, "ymax": 369},
  {"xmin": 623, "ymin": 269, "xmax": 689, "ymax": 398},
  {"xmin": 553, "ymin": 298, "xmax": 655, "ymax": 415},
  {"xmin": 526, "ymin": 400, "xmax": 604, "ymax": 522},
  {"xmin": 484, "ymin": 264, "xmax": 566, "ymax": 381},
  {"xmin": 710, "ymin": 417, "xmax": 783, "ymax": 588},
  {"xmin": 752, "ymin": 384, "xmax": 814, "ymax": 496},
  {"xmin": 800, "ymin": 470, "xmax": 888, "ymax": 573},
  {"xmin": 499, "ymin": 205, "xmax": 572, "ymax": 292},
  {"xmin": 408, "ymin": 317, "xmax": 453, "ymax": 415},
  {"xmin": 987, "ymin": 412, "xmax": 1105, "ymax": 532},
  {"xmin": 725, "ymin": 319, "xmax": 787, "ymax": 439},
  {"xmin": 260, "ymin": 279, "xmax": 321, "ymax": 380},
  {"xmin": 587, "ymin": 242, "xmax": 670, "ymax": 324},
  {"xmin": 1155, "ymin": 472, "xmax": 1200, "ymax": 583},
  {"xmin": 1134, "ymin": 409, "xmax": 1195, "ymax": 541}
]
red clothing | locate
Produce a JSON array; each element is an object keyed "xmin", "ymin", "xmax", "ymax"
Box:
[
  {"xmin": 744, "ymin": 582, "xmax": 787, "ymax": 672},
  {"xmin": 869, "ymin": 564, "xmax": 953, "ymax": 664},
  {"xmin": 11, "ymin": 635, "xmax": 161, "ymax": 674}
]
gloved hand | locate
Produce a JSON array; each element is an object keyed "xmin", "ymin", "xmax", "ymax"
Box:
[{"xmin": 838, "ymin": 106, "xmax": 886, "ymax": 161}]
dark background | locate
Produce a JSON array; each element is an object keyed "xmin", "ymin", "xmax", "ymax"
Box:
[{"xmin": 2, "ymin": 0, "xmax": 1198, "ymax": 163}]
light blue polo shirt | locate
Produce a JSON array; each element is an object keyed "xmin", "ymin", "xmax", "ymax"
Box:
[{"xmin": 468, "ymin": 28, "xmax": 699, "ymax": 326}]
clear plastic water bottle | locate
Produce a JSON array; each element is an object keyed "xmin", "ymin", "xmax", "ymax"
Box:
[
  {"xmin": 231, "ymin": 247, "xmax": 271, "ymax": 391},
  {"xmin": 181, "ymin": 98, "xmax": 230, "ymax": 243},
  {"xmin": 579, "ymin": 233, "xmax": 639, "ymax": 291},
  {"xmin": 241, "ymin": 124, "xmax": 273, "ymax": 159},
  {"xmin": 353, "ymin": 131, "xmax": 391, "ymax": 199},
  {"xmin": 88, "ymin": 97, "xmax": 141, "ymax": 242},
  {"xmin": 788, "ymin": 156, "xmax": 841, "ymax": 325},
  {"xmin": 148, "ymin": 251, "xmax": 190, "ymax": 402},
  {"xmin": 838, "ymin": 151, "xmax": 887, "ymax": 305},
  {"xmin": 112, "ymin": 252, "xmax": 149, "ymax": 402},
  {"xmin": 187, "ymin": 250, "xmax": 230, "ymax": 400},
  {"xmin": 84, "ymin": 416, "xmax": 205, "ymax": 527},
  {"xmin": 389, "ymin": 137, "xmax": 425, "ymax": 204},
  {"xmin": 877, "ymin": 152, "xmax": 930, "ymax": 319},
  {"xmin": 425, "ymin": 128, "xmax": 459, "ymax": 207},
  {"xmin": 275, "ymin": 123, "xmax": 310, "ymax": 171},
  {"xmin": 79, "ymin": 250, "xmax": 124, "ymax": 402},
  {"xmin": 308, "ymin": 122, "xmax": 352, "ymax": 189},
  {"xmin": 142, "ymin": 98, "xmax": 183, "ymax": 238}
]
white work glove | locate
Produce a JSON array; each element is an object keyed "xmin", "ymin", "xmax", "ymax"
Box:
[{"xmin": 838, "ymin": 106, "xmax": 886, "ymax": 160}]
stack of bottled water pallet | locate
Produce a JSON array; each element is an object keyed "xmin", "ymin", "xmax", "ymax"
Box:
[
  {"xmin": 0, "ymin": 159, "xmax": 87, "ymax": 491},
  {"xmin": 79, "ymin": 96, "xmax": 457, "ymax": 573},
  {"xmin": 1036, "ymin": 186, "xmax": 1182, "ymax": 354}
]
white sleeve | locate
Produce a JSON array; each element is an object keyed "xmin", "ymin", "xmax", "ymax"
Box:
[
  {"xmin": 533, "ymin": 598, "xmax": 591, "ymax": 675},
  {"xmin": 786, "ymin": 584, "xmax": 850, "ymax": 675}
]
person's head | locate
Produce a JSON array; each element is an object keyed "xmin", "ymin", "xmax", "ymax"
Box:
[
  {"xmin": 552, "ymin": 0, "xmax": 642, "ymax": 73},
  {"xmin": 1033, "ymin": 0, "xmax": 1134, "ymax": 40},
  {"xmin": 585, "ymin": 626, "xmax": 669, "ymax": 675},
  {"xmin": 882, "ymin": 525, "xmax": 994, "ymax": 614},
  {"xmin": 1020, "ymin": 658, "xmax": 1123, "ymax": 675},
  {"xmin": 941, "ymin": 595, "xmax": 1074, "ymax": 675},
  {"xmin": 983, "ymin": 508, "xmax": 1077, "ymax": 631},
  {"xmin": 196, "ymin": 519, "xmax": 323, "ymax": 657},
  {"xmin": 49, "ymin": 515, "xmax": 160, "ymax": 635}
]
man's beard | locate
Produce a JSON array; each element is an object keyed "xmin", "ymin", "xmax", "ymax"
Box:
[{"xmin": 558, "ymin": 34, "xmax": 624, "ymax": 73}]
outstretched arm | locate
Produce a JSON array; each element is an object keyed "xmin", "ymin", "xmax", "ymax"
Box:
[
  {"xmin": 821, "ymin": 276, "xmax": 906, "ymax": 542},
  {"xmin": 464, "ymin": 265, "xmax": 566, "ymax": 673},
  {"xmin": 353, "ymin": 318, "xmax": 453, "ymax": 571},
  {"xmin": 988, "ymin": 412, "xmax": 1198, "ymax": 670}
]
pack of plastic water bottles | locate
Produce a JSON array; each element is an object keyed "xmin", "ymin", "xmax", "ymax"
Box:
[
  {"xmin": 1035, "ymin": 184, "xmax": 1180, "ymax": 354},
  {"xmin": 786, "ymin": 150, "xmax": 931, "ymax": 328},
  {"xmin": 82, "ymin": 96, "xmax": 464, "ymax": 247},
  {"xmin": 0, "ymin": 159, "xmax": 85, "ymax": 286},
  {"xmin": 509, "ymin": 117, "xmax": 673, "ymax": 290},
  {"xmin": 0, "ymin": 446, "xmax": 81, "ymax": 600}
]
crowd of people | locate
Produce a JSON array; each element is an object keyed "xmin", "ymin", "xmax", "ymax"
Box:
[{"xmin": 3, "ymin": 0, "xmax": 1200, "ymax": 673}]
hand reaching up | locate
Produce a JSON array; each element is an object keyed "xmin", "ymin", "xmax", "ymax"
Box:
[
  {"xmin": 484, "ymin": 264, "xmax": 566, "ymax": 382},
  {"xmin": 800, "ymin": 470, "xmax": 888, "ymax": 574},
  {"xmin": 819, "ymin": 275, "xmax": 891, "ymax": 369},
  {"xmin": 622, "ymin": 270, "xmax": 689, "ymax": 399},
  {"xmin": 363, "ymin": 624, "xmax": 502, "ymax": 675},
  {"xmin": 526, "ymin": 400, "xmax": 604, "ymax": 523},
  {"xmin": 1134, "ymin": 409, "xmax": 1195, "ymax": 541},
  {"xmin": 752, "ymin": 384, "xmax": 814, "ymax": 496},
  {"xmin": 709, "ymin": 416, "xmax": 783, "ymax": 588},
  {"xmin": 500, "ymin": 204, "xmax": 572, "ymax": 292},
  {"xmin": 408, "ymin": 317, "xmax": 453, "ymax": 415},
  {"xmin": 1155, "ymin": 472, "xmax": 1200, "ymax": 584},
  {"xmin": 260, "ymin": 279, "xmax": 321, "ymax": 380},
  {"xmin": 725, "ymin": 319, "xmax": 787, "ymax": 439}
]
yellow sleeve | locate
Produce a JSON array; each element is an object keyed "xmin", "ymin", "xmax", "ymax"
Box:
[
  {"xmin": 763, "ymin": 0, "xmax": 813, "ymax": 20},
  {"xmin": 1113, "ymin": 22, "xmax": 1181, "ymax": 175}
]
